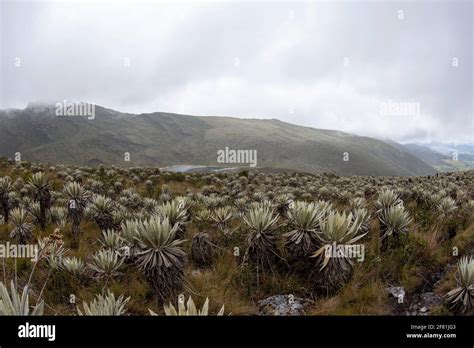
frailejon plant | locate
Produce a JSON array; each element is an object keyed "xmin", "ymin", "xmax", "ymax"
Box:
[
  {"xmin": 242, "ymin": 205, "xmax": 280, "ymax": 270},
  {"xmin": 9, "ymin": 207, "xmax": 34, "ymax": 244},
  {"xmin": 0, "ymin": 176, "xmax": 14, "ymax": 224},
  {"xmin": 349, "ymin": 197, "xmax": 366, "ymax": 211},
  {"xmin": 112, "ymin": 205, "xmax": 130, "ymax": 228},
  {"xmin": 284, "ymin": 201, "xmax": 327, "ymax": 258},
  {"xmin": 88, "ymin": 195, "xmax": 116, "ymax": 231},
  {"xmin": 204, "ymin": 195, "xmax": 226, "ymax": 210},
  {"xmin": 44, "ymin": 241, "xmax": 68, "ymax": 271},
  {"xmin": 88, "ymin": 249, "xmax": 124, "ymax": 281},
  {"xmin": 274, "ymin": 193, "xmax": 293, "ymax": 216},
  {"xmin": 50, "ymin": 206, "xmax": 68, "ymax": 229},
  {"xmin": 27, "ymin": 172, "xmax": 52, "ymax": 230},
  {"xmin": 119, "ymin": 190, "xmax": 143, "ymax": 211},
  {"xmin": 37, "ymin": 229, "xmax": 66, "ymax": 263},
  {"xmin": 64, "ymin": 182, "xmax": 88, "ymax": 244},
  {"xmin": 374, "ymin": 188, "xmax": 402, "ymax": 213},
  {"xmin": 212, "ymin": 206, "xmax": 234, "ymax": 236},
  {"xmin": 191, "ymin": 232, "xmax": 214, "ymax": 268},
  {"xmin": 233, "ymin": 197, "xmax": 248, "ymax": 217},
  {"xmin": 312, "ymin": 211, "xmax": 367, "ymax": 291},
  {"xmin": 437, "ymin": 196, "xmax": 457, "ymax": 218},
  {"xmin": 194, "ymin": 208, "xmax": 214, "ymax": 225},
  {"xmin": 352, "ymin": 207, "xmax": 371, "ymax": 234},
  {"xmin": 149, "ymin": 295, "xmax": 225, "ymax": 316},
  {"xmin": 77, "ymin": 290, "xmax": 129, "ymax": 316},
  {"xmin": 62, "ymin": 256, "xmax": 86, "ymax": 276},
  {"xmin": 154, "ymin": 200, "xmax": 188, "ymax": 239},
  {"xmin": 119, "ymin": 219, "xmax": 141, "ymax": 260},
  {"xmin": 378, "ymin": 204, "xmax": 411, "ymax": 247},
  {"xmin": 132, "ymin": 217, "xmax": 187, "ymax": 303},
  {"xmin": 315, "ymin": 200, "xmax": 333, "ymax": 217},
  {"xmin": 99, "ymin": 229, "xmax": 124, "ymax": 251},
  {"xmin": 28, "ymin": 202, "xmax": 50, "ymax": 227},
  {"xmin": 446, "ymin": 256, "xmax": 474, "ymax": 314},
  {"xmin": 175, "ymin": 196, "xmax": 195, "ymax": 214},
  {"xmin": 0, "ymin": 280, "xmax": 44, "ymax": 315}
]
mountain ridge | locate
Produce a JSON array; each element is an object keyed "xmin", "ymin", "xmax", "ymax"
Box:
[{"xmin": 0, "ymin": 103, "xmax": 437, "ymax": 176}]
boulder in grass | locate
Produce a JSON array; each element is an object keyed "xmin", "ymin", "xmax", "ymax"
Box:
[{"xmin": 258, "ymin": 295, "xmax": 311, "ymax": 316}]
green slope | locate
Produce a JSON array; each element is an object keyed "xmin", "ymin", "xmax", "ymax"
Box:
[{"xmin": 0, "ymin": 103, "xmax": 437, "ymax": 176}]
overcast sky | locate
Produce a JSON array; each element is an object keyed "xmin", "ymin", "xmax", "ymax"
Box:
[{"xmin": 1, "ymin": 0, "xmax": 473, "ymax": 143}]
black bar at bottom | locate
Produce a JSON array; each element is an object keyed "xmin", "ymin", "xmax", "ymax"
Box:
[{"xmin": 0, "ymin": 316, "xmax": 472, "ymax": 346}]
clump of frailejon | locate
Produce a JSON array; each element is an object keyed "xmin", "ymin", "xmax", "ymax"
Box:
[
  {"xmin": 55, "ymin": 100, "xmax": 95, "ymax": 120},
  {"xmin": 217, "ymin": 147, "xmax": 257, "ymax": 168}
]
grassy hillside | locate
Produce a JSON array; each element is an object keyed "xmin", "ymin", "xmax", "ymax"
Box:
[
  {"xmin": 401, "ymin": 143, "xmax": 474, "ymax": 172},
  {"xmin": 0, "ymin": 104, "xmax": 436, "ymax": 176}
]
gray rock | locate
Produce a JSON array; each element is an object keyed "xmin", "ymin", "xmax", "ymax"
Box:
[
  {"xmin": 258, "ymin": 295, "xmax": 311, "ymax": 316},
  {"xmin": 406, "ymin": 292, "xmax": 443, "ymax": 316},
  {"xmin": 386, "ymin": 286, "xmax": 405, "ymax": 302}
]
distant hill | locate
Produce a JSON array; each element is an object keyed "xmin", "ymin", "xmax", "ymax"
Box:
[
  {"xmin": 0, "ymin": 103, "xmax": 437, "ymax": 176},
  {"xmin": 417, "ymin": 142, "xmax": 474, "ymax": 156},
  {"xmin": 393, "ymin": 143, "xmax": 474, "ymax": 172}
]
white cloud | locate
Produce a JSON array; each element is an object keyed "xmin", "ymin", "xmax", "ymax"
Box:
[{"xmin": 1, "ymin": 0, "xmax": 472, "ymax": 143}]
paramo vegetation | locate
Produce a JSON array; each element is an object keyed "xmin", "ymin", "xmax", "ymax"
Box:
[{"xmin": 0, "ymin": 157, "xmax": 473, "ymax": 316}]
